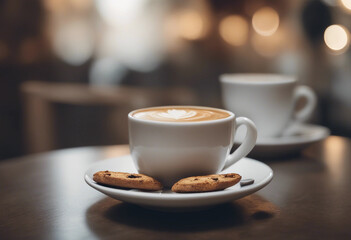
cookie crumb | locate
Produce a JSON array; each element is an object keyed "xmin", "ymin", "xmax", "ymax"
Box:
[{"xmin": 240, "ymin": 179, "xmax": 255, "ymax": 187}]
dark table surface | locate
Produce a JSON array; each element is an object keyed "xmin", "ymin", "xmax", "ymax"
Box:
[{"xmin": 1, "ymin": 136, "xmax": 351, "ymax": 240}]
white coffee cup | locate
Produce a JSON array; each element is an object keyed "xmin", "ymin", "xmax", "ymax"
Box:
[
  {"xmin": 220, "ymin": 74, "xmax": 317, "ymax": 138},
  {"xmin": 128, "ymin": 106, "xmax": 257, "ymax": 187}
]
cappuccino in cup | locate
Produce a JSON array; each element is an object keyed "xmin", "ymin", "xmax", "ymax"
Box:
[
  {"xmin": 129, "ymin": 106, "xmax": 257, "ymax": 187},
  {"xmin": 131, "ymin": 107, "xmax": 230, "ymax": 122}
]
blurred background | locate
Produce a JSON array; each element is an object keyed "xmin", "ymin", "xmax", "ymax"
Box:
[{"xmin": 0, "ymin": 0, "xmax": 350, "ymax": 160}]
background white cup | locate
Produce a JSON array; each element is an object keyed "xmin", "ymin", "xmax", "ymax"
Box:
[
  {"xmin": 220, "ymin": 74, "xmax": 317, "ymax": 138},
  {"xmin": 128, "ymin": 106, "xmax": 257, "ymax": 187}
]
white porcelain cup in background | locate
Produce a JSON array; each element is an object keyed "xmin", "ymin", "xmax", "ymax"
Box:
[
  {"xmin": 220, "ymin": 74, "xmax": 317, "ymax": 138},
  {"xmin": 128, "ymin": 106, "xmax": 257, "ymax": 187}
]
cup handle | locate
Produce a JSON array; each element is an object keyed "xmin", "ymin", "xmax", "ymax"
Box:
[
  {"xmin": 292, "ymin": 85, "xmax": 317, "ymax": 122},
  {"xmin": 223, "ymin": 117, "xmax": 257, "ymax": 170}
]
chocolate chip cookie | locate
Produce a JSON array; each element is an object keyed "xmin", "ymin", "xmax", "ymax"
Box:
[
  {"xmin": 93, "ymin": 171, "xmax": 163, "ymax": 191},
  {"xmin": 171, "ymin": 173, "xmax": 241, "ymax": 193}
]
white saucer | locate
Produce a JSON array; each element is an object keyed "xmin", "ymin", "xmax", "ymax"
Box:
[
  {"xmin": 234, "ymin": 123, "xmax": 330, "ymax": 158},
  {"xmin": 85, "ymin": 155, "xmax": 273, "ymax": 211}
]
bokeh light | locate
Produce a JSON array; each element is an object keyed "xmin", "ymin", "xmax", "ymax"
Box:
[
  {"xmin": 251, "ymin": 27, "xmax": 286, "ymax": 57},
  {"xmin": 44, "ymin": 0, "xmax": 92, "ymax": 13},
  {"xmin": 324, "ymin": 25, "xmax": 350, "ymax": 52},
  {"xmin": 89, "ymin": 58, "xmax": 126, "ymax": 85},
  {"xmin": 176, "ymin": 10, "xmax": 205, "ymax": 40},
  {"xmin": 340, "ymin": 0, "xmax": 351, "ymax": 11},
  {"xmin": 43, "ymin": 0, "xmax": 66, "ymax": 13},
  {"xmin": 96, "ymin": 0, "xmax": 147, "ymax": 26},
  {"xmin": 97, "ymin": 15, "xmax": 165, "ymax": 73},
  {"xmin": 219, "ymin": 15, "xmax": 248, "ymax": 46},
  {"xmin": 252, "ymin": 7, "xmax": 279, "ymax": 36},
  {"xmin": 52, "ymin": 19, "xmax": 94, "ymax": 65},
  {"xmin": 69, "ymin": 0, "xmax": 93, "ymax": 11}
]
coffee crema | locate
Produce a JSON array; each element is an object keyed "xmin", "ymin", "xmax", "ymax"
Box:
[{"xmin": 132, "ymin": 107, "xmax": 230, "ymax": 122}]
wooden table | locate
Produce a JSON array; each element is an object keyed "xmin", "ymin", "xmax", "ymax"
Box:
[{"xmin": 1, "ymin": 136, "xmax": 351, "ymax": 239}]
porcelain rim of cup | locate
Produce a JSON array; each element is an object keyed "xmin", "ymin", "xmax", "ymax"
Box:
[
  {"xmin": 128, "ymin": 106, "xmax": 234, "ymax": 125},
  {"xmin": 220, "ymin": 73, "xmax": 296, "ymax": 85}
]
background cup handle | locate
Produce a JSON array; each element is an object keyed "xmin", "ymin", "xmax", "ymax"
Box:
[
  {"xmin": 223, "ymin": 117, "xmax": 257, "ymax": 170},
  {"xmin": 292, "ymin": 85, "xmax": 317, "ymax": 122}
]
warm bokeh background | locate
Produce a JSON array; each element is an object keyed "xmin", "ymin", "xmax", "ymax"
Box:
[{"xmin": 0, "ymin": 0, "xmax": 350, "ymax": 159}]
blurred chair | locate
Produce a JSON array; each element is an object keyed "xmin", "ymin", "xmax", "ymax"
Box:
[{"xmin": 21, "ymin": 81, "xmax": 198, "ymax": 153}]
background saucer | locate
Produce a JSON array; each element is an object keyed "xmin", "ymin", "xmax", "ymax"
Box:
[{"xmin": 234, "ymin": 123, "xmax": 330, "ymax": 158}]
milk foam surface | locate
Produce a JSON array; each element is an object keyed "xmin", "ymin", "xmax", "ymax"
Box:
[{"xmin": 132, "ymin": 107, "xmax": 230, "ymax": 122}]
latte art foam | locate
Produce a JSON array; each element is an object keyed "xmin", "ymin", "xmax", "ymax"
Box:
[{"xmin": 132, "ymin": 107, "xmax": 230, "ymax": 122}]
